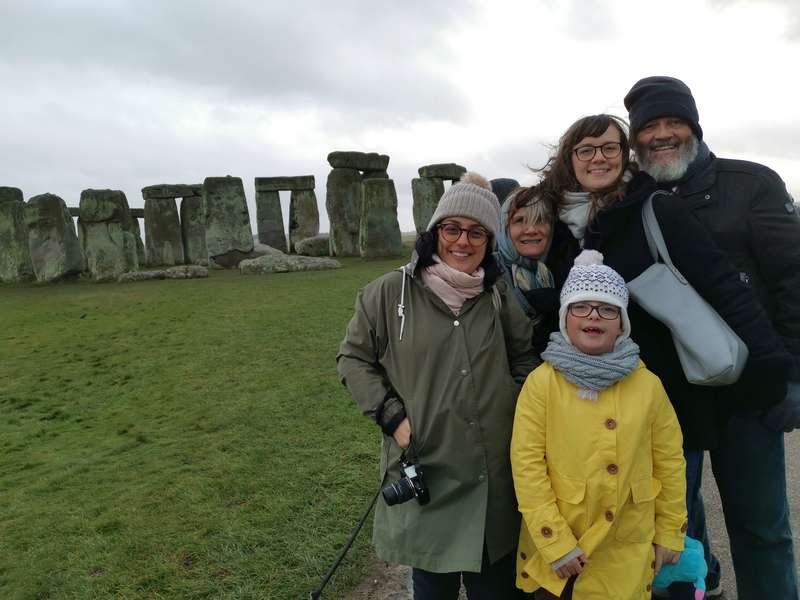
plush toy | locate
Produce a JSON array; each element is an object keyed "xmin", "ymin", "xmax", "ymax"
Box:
[{"xmin": 652, "ymin": 536, "xmax": 707, "ymax": 600}]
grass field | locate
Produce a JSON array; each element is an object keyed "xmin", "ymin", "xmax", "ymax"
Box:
[{"xmin": 0, "ymin": 256, "xmax": 407, "ymax": 599}]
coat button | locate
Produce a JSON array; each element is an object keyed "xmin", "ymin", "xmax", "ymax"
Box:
[
  {"xmin": 520, "ymin": 552, "xmax": 527, "ymax": 560},
  {"xmin": 647, "ymin": 584, "xmax": 652, "ymax": 592},
  {"xmin": 607, "ymin": 463, "xmax": 619, "ymax": 475},
  {"xmin": 541, "ymin": 526, "xmax": 553, "ymax": 538},
  {"xmin": 521, "ymin": 571, "xmax": 529, "ymax": 578},
  {"xmin": 704, "ymin": 194, "xmax": 711, "ymax": 200},
  {"xmin": 453, "ymin": 320, "xmax": 460, "ymax": 326},
  {"xmin": 651, "ymin": 561, "xmax": 655, "ymax": 569},
  {"xmin": 681, "ymin": 522, "xmax": 688, "ymax": 533},
  {"xmin": 605, "ymin": 418, "xmax": 617, "ymax": 430},
  {"xmin": 605, "ymin": 510, "xmax": 614, "ymax": 522}
]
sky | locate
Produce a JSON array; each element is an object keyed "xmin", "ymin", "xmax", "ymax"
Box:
[{"xmin": 2, "ymin": 0, "xmax": 798, "ymax": 234}]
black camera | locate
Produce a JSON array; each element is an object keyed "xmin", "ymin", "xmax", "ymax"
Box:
[{"xmin": 382, "ymin": 455, "xmax": 430, "ymax": 506}]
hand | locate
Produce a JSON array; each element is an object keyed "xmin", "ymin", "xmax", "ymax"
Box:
[
  {"xmin": 554, "ymin": 553, "xmax": 588, "ymax": 579},
  {"xmin": 763, "ymin": 381, "xmax": 800, "ymax": 433},
  {"xmin": 653, "ymin": 544, "xmax": 681, "ymax": 577},
  {"xmin": 392, "ymin": 417, "xmax": 411, "ymax": 449}
]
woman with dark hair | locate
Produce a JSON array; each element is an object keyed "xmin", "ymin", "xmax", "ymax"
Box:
[{"xmin": 338, "ymin": 172, "xmax": 538, "ymax": 599}]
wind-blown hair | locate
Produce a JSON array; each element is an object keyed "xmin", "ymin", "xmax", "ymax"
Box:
[
  {"xmin": 504, "ymin": 185, "xmax": 556, "ymax": 226},
  {"xmin": 414, "ymin": 229, "xmax": 500, "ymax": 290},
  {"xmin": 535, "ymin": 114, "xmax": 636, "ymax": 214}
]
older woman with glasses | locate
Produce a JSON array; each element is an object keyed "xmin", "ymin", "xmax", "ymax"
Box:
[
  {"xmin": 338, "ymin": 172, "xmax": 538, "ymax": 599},
  {"xmin": 517, "ymin": 114, "xmax": 792, "ymax": 599}
]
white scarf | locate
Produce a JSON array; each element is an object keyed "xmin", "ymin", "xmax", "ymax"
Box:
[
  {"xmin": 421, "ymin": 255, "xmax": 484, "ymax": 316},
  {"xmin": 559, "ymin": 191, "xmax": 592, "ymax": 244}
]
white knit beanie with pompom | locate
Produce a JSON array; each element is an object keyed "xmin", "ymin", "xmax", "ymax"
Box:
[
  {"xmin": 426, "ymin": 171, "xmax": 500, "ymax": 236},
  {"xmin": 559, "ymin": 249, "xmax": 631, "ymax": 342}
]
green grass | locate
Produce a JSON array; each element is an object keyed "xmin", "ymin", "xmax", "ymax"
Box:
[{"xmin": 0, "ymin": 255, "xmax": 408, "ymax": 599}]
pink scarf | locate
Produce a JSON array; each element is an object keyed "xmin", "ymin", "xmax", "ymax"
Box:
[{"xmin": 421, "ymin": 255, "xmax": 485, "ymax": 315}]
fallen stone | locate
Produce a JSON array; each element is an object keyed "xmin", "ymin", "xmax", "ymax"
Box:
[
  {"xmin": 142, "ymin": 183, "xmax": 202, "ymax": 199},
  {"xmin": 325, "ymin": 167, "xmax": 362, "ymax": 257},
  {"xmin": 25, "ymin": 193, "xmax": 85, "ymax": 282},
  {"xmin": 360, "ymin": 179, "xmax": 403, "ymax": 258},
  {"xmin": 78, "ymin": 189, "xmax": 139, "ymax": 281},
  {"xmin": 117, "ymin": 265, "xmax": 208, "ymax": 283},
  {"xmin": 239, "ymin": 252, "xmax": 340, "ymax": 275},
  {"xmin": 411, "ymin": 177, "xmax": 445, "ymax": 234},
  {"xmin": 0, "ymin": 187, "xmax": 35, "ymax": 282},
  {"xmin": 180, "ymin": 196, "xmax": 208, "ymax": 265},
  {"xmin": 295, "ymin": 234, "xmax": 330, "ymax": 257},
  {"xmin": 202, "ymin": 176, "xmax": 254, "ymax": 264},
  {"xmin": 255, "ymin": 189, "xmax": 287, "ymax": 251},
  {"xmin": 206, "ymin": 243, "xmax": 279, "ymax": 269},
  {"xmin": 288, "ymin": 189, "xmax": 320, "ymax": 253},
  {"xmin": 144, "ymin": 197, "xmax": 184, "ymax": 266},
  {"xmin": 327, "ymin": 151, "xmax": 390, "ymax": 171},
  {"xmin": 418, "ymin": 163, "xmax": 467, "ymax": 180},
  {"xmin": 254, "ymin": 175, "xmax": 315, "ymax": 192}
]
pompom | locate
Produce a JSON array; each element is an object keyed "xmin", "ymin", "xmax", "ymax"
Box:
[
  {"xmin": 573, "ymin": 249, "xmax": 604, "ymax": 267},
  {"xmin": 459, "ymin": 171, "xmax": 491, "ymax": 191}
]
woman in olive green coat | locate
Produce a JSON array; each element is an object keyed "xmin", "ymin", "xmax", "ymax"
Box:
[{"xmin": 337, "ymin": 173, "xmax": 538, "ymax": 599}]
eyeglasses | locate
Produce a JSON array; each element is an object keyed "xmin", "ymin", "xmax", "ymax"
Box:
[
  {"xmin": 438, "ymin": 223, "xmax": 489, "ymax": 246},
  {"xmin": 573, "ymin": 142, "xmax": 623, "ymax": 162},
  {"xmin": 568, "ymin": 302, "xmax": 621, "ymax": 320}
]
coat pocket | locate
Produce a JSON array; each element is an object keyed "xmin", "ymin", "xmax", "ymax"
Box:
[
  {"xmin": 550, "ymin": 471, "xmax": 588, "ymax": 536},
  {"xmin": 614, "ymin": 477, "xmax": 660, "ymax": 543}
]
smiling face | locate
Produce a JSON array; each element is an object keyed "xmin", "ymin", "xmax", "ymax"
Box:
[
  {"xmin": 634, "ymin": 117, "xmax": 698, "ymax": 182},
  {"xmin": 436, "ymin": 216, "xmax": 487, "ymax": 274},
  {"xmin": 509, "ymin": 209, "xmax": 552, "ymax": 259},
  {"xmin": 571, "ymin": 125, "xmax": 625, "ymax": 193},
  {"xmin": 565, "ymin": 302, "xmax": 622, "ymax": 355}
]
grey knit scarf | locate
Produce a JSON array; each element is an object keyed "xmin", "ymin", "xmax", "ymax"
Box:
[{"xmin": 542, "ymin": 332, "xmax": 640, "ymax": 400}]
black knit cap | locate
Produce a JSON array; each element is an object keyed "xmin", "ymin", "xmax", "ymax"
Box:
[{"xmin": 624, "ymin": 76, "xmax": 703, "ymax": 140}]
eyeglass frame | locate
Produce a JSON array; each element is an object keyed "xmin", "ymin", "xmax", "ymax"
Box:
[
  {"xmin": 572, "ymin": 141, "xmax": 623, "ymax": 162},
  {"xmin": 568, "ymin": 302, "xmax": 621, "ymax": 320},
  {"xmin": 437, "ymin": 222, "xmax": 490, "ymax": 246}
]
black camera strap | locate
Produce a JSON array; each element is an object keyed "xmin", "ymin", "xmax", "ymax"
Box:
[{"xmin": 308, "ymin": 483, "xmax": 383, "ymax": 600}]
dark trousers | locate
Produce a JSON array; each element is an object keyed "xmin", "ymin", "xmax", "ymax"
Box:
[
  {"xmin": 694, "ymin": 411, "xmax": 798, "ymax": 600},
  {"xmin": 412, "ymin": 548, "xmax": 521, "ymax": 600}
]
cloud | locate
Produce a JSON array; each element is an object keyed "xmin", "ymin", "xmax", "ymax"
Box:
[{"xmin": 708, "ymin": 0, "xmax": 800, "ymax": 39}]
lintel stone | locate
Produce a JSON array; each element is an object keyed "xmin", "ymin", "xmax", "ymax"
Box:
[
  {"xmin": 142, "ymin": 183, "xmax": 203, "ymax": 199},
  {"xmin": 418, "ymin": 163, "xmax": 467, "ymax": 180},
  {"xmin": 327, "ymin": 151, "xmax": 390, "ymax": 171},
  {"xmin": 255, "ymin": 175, "xmax": 315, "ymax": 192}
]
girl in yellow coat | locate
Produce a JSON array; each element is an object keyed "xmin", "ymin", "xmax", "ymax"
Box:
[{"xmin": 511, "ymin": 250, "xmax": 687, "ymax": 599}]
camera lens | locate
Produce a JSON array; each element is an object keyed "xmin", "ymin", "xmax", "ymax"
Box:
[{"xmin": 382, "ymin": 478, "xmax": 416, "ymax": 506}]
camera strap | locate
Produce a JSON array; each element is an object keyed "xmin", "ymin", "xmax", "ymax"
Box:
[{"xmin": 308, "ymin": 483, "xmax": 383, "ymax": 600}]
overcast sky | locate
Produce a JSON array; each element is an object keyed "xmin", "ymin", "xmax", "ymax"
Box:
[{"xmin": 2, "ymin": 0, "xmax": 798, "ymax": 233}]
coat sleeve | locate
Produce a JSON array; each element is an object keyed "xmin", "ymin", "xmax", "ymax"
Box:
[
  {"xmin": 499, "ymin": 283, "xmax": 541, "ymax": 394},
  {"xmin": 511, "ymin": 370, "xmax": 580, "ymax": 563},
  {"xmin": 651, "ymin": 378, "xmax": 688, "ymax": 551},
  {"xmin": 336, "ymin": 286, "xmax": 404, "ymax": 428}
]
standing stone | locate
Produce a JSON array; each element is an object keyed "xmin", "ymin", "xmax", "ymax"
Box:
[
  {"xmin": 411, "ymin": 177, "xmax": 445, "ymax": 234},
  {"xmin": 180, "ymin": 196, "xmax": 208, "ymax": 265},
  {"xmin": 144, "ymin": 197, "xmax": 184, "ymax": 266},
  {"xmin": 0, "ymin": 187, "xmax": 34, "ymax": 282},
  {"xmin": 288, "ymin": 189, "xmax": 319, "ymax": 253},
  {"xmin": 202, "ymin": 176, "xmax": 253, "ymax": 265},
  {"xmin": 360, "ymin": 179, "xmax": 402, "ymax": 258},
  {"xmin": 255, "ymin": 189, "xmax": 287, "ymax": 252},
  {"xmin": 325, "ymin": 168, "xmax": 362, "ymax": 257},
  {"xmin": 78, "ymin": 189, "xmax": 139, "ymax": 282},
  {"xmin": 25, "ymin": 193, "xmax": 84, "ymax": 282},
  {"xmin": 130, "ymin": 217, "xmax": 146, "ymax": 265}
]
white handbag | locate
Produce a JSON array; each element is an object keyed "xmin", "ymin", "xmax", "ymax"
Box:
[{"xmin": 627, "ymin": 191, "xmax": 748, "ymax": 386}]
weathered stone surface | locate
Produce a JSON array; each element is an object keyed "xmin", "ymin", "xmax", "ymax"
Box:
[
  {"xmin": 68, "ymin": 206, "xmax": 80, "ymax": 218},
  {"xmin": 78, "ymin": 189, "xmax": 138, "ymax": 282},
  {"xmin": 327, "ymin": 151, "xmax": 390, "ymax": 171},
  {"xmin": 144, "ymin": 197, "xmax": 184, "ymax": 266},
  {"xmin": 255, "ymin": 189, "xmax": 286, "ymax": 251},
  {"xmin": 362, "ymin": 170, "xmax": 389, "ymax": 180},
  {"xmin": 130, "ymin": 208, "xmax": 144, "ymax": 219},
  {"xmin": 118, "ymin": 265, "xmax": 208, "ymax": 283},
  {"xmin": 202, "ymin": 176, "xmax": 253, "ymax": 264},
  {"xmin": 180, "ymin": 196, "xmax": 208, "ymax": 265},
  {"xmin": 255, "ymin": 175, "xmax": 315, "ymax": 192},
  {"xmin": 239, "ymin": 252, "xmax": 340, "ymax": 275},
  {"xmin": 411, "ymin": 177, "xmax": 445, "ymax": 234},
  {"xmin": 360, "ymin": 179, "xmax": 403, "ymax": 258},
  {"xmin": 288, "ymin": 189, "xmax": 320, "ymax": 253},
  {"xmin": 0, "ymin": 187, "xmax": 34, "ymax": 282},
  {"xmin": 418, "ymin": 163, "xmax": 467, "ymax": 180},
  {"xmin": 25, "ymin": 193, "xmax": 85, "ymax": 282},
  {"xmin": 142, "ymin": 183, "xmax": 202, "ymax": 199},
  {"xmin": 130, "ymin": 216, "xmax": 146, "ymax": 265},
  {"xmin": 295, "ymin": 234, "xmax": 330, "ymax": 257},
  {"xmin": 326, "ymin": 167, "xmax": 362, "ymax": 257}
]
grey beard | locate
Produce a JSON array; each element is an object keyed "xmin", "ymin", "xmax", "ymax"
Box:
[{"xmin": 636, "ymin": 134, "xmax": 699, "ymax": 182}]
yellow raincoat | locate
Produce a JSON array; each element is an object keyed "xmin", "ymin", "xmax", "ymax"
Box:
[{"xmin": 511, "ymin": 361, "xmax": 687, "ymax": 599}]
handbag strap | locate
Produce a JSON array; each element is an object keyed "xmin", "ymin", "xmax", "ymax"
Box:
[{"xmin": 641, "ymin": 191, "xmax": 689, "ymax": 285}]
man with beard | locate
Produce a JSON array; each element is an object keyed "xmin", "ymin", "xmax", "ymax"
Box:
[{"xmin": 624, "ymin": 75, "xmax": 800, "ymax": 600}]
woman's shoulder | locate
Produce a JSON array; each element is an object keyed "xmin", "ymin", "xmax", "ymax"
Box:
[{"xmin": 358, "ymin": 266, "xmax": 412, "ymax": 302}]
